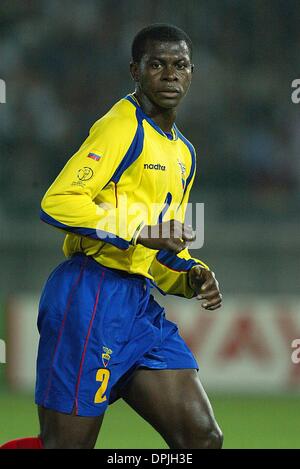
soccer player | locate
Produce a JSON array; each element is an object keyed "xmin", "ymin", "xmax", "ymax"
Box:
[{"xmin": 1, "ymin": 24, "xmax": 223, "ymax": 449}]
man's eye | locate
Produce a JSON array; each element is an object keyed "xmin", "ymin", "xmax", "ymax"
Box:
[
  {"xmin": 176, "ymin": 63, "xmax": 187, "ymax": 70},
  {"xmin": 151, "ymin": 62, "xmax": 162, "ymax": 69}
]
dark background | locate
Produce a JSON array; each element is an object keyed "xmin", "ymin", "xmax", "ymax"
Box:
[
  {"xmin": 0, "ymin": 0, "xmax": 300, "ymax": 450},
  {"xmin": 1, "ymin": 0, "xmax": 299, "ymax": 298}
]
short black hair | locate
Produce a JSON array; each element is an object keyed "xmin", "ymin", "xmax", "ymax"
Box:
[{"xmin": 131, "ymin": 23, "xmax": 193, "ymax": 63}]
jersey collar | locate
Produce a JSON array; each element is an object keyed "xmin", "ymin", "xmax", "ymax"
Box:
[{"xmin": 124, "ymin": 93, "xmax": 178, "ymax": 141}]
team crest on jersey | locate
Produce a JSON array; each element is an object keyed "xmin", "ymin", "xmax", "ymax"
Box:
[
  {"xmin": 102, "ymin": 346, "xmax": 113, "ymax": 367},
  {"xmin": 177, "ymin": 160, "xmax": 186, "ymax": 189}
]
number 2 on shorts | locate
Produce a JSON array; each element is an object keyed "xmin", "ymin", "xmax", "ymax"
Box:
[{"xmin": 94, "ymin": 368, "xmax": 110, "ymax": 403}]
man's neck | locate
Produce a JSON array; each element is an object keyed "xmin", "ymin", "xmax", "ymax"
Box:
[{"xmin": 133, "ymin": 91, "xmax": 176, "ymax": 133}]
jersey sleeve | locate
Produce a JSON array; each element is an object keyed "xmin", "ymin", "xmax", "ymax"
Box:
[
  {"xmin": 40, "ymin": 111, "xmax": 145, "ymax": 250},
  {"xmin": 149, "ymin": 148, "xmax": 210, "ymax": 299}
]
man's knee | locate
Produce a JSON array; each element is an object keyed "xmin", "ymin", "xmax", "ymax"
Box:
[
  {"xmin": 169, "ymin": 421, "xmax": 223, "ymax": 449},
  {"xmin": 41, "ymin": 434, "xmax": 95, "ymax": 449},
  {"xmin": 202, "ymin": 425, "xmax": 223, "ymax": 449}
]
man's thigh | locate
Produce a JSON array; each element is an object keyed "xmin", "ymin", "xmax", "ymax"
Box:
[
  {"xmin": 121, "ymin": 368, "xmax": 223, "ymax": 449},
  {"xmin": 38, "ymin": 405, "xmax": 104, "ymax": 449}
]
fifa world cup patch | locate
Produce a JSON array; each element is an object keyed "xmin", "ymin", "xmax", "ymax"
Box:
[
  {"xmin": 102, "ymin": 346, "xmax": 113, "ymax": 367},
  {"xmin": 87, "ymin": 152, "xmax": 102, "ymax": 161}
]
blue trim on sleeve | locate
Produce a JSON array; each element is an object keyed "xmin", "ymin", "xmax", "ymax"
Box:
[
  {"xmin": 156, "ymin": 250, "xmax": 198, "ymax": 272},
  {"xmin": 40, "ymin": 209, "xmax": 130, "ymax": 250},
  {"xmin": 110, "ymin": 107, "xmax": 144, "ymax": 183}
]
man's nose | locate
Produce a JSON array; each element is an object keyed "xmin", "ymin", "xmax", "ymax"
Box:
[{"xmin": 161, "ymin": 65, "xmax": 177, "ymax": 81}]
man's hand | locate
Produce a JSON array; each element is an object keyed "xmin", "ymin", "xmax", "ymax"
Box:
[
  {"xmin": 137, "ymin": 219, "xmax": 196, "ymax": 253},
  {"xmin": 188, "ymin": 265, "xmax": 222, "ymax": 311}
]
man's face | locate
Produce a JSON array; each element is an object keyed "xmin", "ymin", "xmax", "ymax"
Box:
[{"xmin": 131, "ymin": 39, "xmax": 193, "ymax": 109}]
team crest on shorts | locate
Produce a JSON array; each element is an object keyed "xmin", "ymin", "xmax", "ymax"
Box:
[{"xmin": 102, "ymin": 346, "xmax": 113, "ymax": 367}]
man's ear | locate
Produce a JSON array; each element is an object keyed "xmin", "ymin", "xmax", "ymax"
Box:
[
  {"xmin": 130, "ymin": 61, "xmax": 140, "ymax": 82},
  {"xmin": 191, "ymin": 63, "xmax": 194, "ymax": 74}
]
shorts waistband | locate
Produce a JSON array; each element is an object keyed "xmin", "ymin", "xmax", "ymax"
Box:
[{"xmin": 70, "ymin": 253, "xmax": 149, "ymax": 285}]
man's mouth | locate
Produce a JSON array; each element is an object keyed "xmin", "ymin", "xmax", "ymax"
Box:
[{"xmin": 157, "ymin": 90, "xmax": 180, "ymax": 98}]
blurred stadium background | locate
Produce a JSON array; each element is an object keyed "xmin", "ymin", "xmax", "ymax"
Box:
[{"xmin": 0, "ymin": 0, "xmax": 300, "ymax": 448}]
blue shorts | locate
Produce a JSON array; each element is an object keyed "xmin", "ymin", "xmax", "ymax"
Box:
[{"xmin": 35, "ymin": 253, "xmax": 198, "ymax": 417}]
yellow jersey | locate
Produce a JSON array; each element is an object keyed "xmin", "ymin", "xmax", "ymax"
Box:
[{"xmin": 40, "ymin": 94, "xmax": 209, "ymax": 298}]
